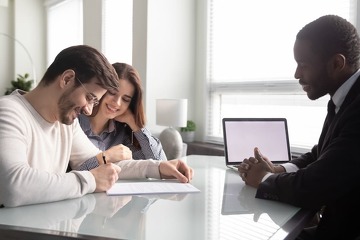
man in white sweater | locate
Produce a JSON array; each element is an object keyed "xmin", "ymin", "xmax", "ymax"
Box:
[{"xmin": 0, "ymin": 45, "xmax": 193, "ymax": 207}]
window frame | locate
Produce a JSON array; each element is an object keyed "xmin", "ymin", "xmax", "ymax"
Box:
[
  {"xmin": 203, "ymin": 0, "xmax": 358, "ymax": 153},
  {"xmin": 45, "ymin": 0, "xmax": 83, "ymax": 66}
]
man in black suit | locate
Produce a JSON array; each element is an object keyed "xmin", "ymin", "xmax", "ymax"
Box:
[{"xmin": 238, "ymin": 15, "xmax": 360, "ymax": 240}]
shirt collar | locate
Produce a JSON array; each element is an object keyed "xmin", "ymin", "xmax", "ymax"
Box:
[
  {"xmin": 78, "ymin": 114, "xmax": 91, "ymax": 133},
  {"xmin": 108, "ymin": 119, "xmax": 116, "ymax": 132},
  {"xmin": 332, "ymin": 69, "xmax": 360, "ymax": 113},
  {"xmin": 78, "ymin": 114, "xmax": 116, "ymax": 135}
]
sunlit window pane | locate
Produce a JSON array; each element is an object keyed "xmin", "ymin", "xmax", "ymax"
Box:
[
  {"xmin": 209, "ymin": 0, "xmax": 353, "ymax": 82},
  {"xmin": 46, "ymin": 0, "xmax": 83, "ymax": 66},
  {"xmin": 103, "ymin": 0, "xmax": 133, "ymax": 64},
  {"xmin": 207, "ymin": 0, "xmax": 356, "ymax": 151}
]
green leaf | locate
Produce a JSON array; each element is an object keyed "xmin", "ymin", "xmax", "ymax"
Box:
[{"xmin": 4, "ymin": 73, "xmax": 34, "ymax": 95}]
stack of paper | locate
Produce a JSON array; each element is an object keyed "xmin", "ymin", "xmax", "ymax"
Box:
[{"xmin": 106, "ymin": 181, "xmax": 200, "ymax": 196}]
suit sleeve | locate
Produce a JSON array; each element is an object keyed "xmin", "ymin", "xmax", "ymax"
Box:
[
  {"xmin": 256, "ymin": 100, "xmax": 360, "ymax": 209},
  {"xmin": 289, "ymin": 144, "xmax": 318, "ymax": 169}
]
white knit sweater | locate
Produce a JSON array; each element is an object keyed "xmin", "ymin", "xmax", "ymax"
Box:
[{"xmin": 0, "ymin": 91, "xmax": 160, "ymax": 207}]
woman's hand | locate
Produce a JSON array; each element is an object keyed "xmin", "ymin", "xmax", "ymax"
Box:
[
  {"xmin": 104, "ymin": 144, "xmax": 132, "ymax": 163},
  {"xmin": 159, "ymin": 159, "xmax": 194, "ymax": 183},
  {"xmin": 114, "ymin": 109, "xmax": 140, "ymax": 132}
]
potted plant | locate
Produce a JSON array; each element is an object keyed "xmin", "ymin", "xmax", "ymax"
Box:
[
  {"xmin": 5, "ymin": 73, "xmax": 34, "ymax": 95},
  {"xmin": 180, "ymin": 120, "xmax": 196, "ymax": 143}
]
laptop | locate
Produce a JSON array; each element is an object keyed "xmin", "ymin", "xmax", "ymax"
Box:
[{"xmin": 222, "ymin": 118, "xmax": 291, "ymax": 169}]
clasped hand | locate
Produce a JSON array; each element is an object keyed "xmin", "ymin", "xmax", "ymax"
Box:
[{"xmin": 238, "ymin": 147, "xmax": 274, "ymax": 188}]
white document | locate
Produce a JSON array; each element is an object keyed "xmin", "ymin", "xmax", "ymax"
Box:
[{"xmin": 106, "ymin": 181, "xmax": 200, "ymax": 196}]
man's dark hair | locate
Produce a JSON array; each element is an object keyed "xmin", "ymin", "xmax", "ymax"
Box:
[
  {"xmin": 41, "ymin": 45, "xmax": 118, "ymax": 90},
  {"xmin": 297, "ymin": 15, "xmax": 360, "ymax": 69}
]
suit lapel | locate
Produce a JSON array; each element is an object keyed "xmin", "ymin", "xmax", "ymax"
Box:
[{"xmin": 318, "ymin": 75, "xmax": 360, "ymax": 154}]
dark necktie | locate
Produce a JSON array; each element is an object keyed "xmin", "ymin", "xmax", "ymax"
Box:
[
  {"xmin": 327, "ymin": 99, "xmax": 336, "ymax": 124},
  {"xmin": 318, "ymin": 99, "xmax": 336, "ymax": 152}
]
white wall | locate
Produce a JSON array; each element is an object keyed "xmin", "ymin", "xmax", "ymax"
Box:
[
  {"xmin": 81, "ymin": 0, "xmax": 197, "ymax": 136},
  {"xmin": 0, "ymin": 0, "xmax": 201, "ymax": 140},
  {"xmin": 195, "ymin": 0, "xmax": 207, "ymax": 142},
  {"xmin": 144, "ymin": 0, "xmax": 196, "ymax": 133},
  {"xmin": 14, "ymin": 0, "xmax": 45, "ymax": 86},
  {"xmin": 83, "ymin": 0, "xmax": 102, "ymax": 50},
  {"xmin": 0, "ymin": 0, "xmax": 12, "ymax": 94},
  {"xmin": 0, "ymin": 0, "xmax": 45, "ymax": 94}
]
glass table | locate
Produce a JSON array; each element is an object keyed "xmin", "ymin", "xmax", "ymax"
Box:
[{"xmin": 0, "ymin": 155, "xmax": 314, "ymax": 240}]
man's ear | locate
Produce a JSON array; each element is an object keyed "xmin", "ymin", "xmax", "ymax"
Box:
[
  {"xmin": 60, "ymin": 70, "xmax": 76, "ymax": 88},
  {"xmin": 330, "ymin": 54, "xmax": 346, "ymax": 72}
]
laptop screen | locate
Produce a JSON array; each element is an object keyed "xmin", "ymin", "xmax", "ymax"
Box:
[{"xmin": 222, "ymin": 118, "xmax": 291, "ymax": 166}]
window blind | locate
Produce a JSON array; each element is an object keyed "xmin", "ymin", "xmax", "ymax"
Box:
[
  {"xmin": 46, "ymin": 0, "xmax": 83, "ymax": 66},
  {"xmin": 102, "ymin": 0, "xmax": 133, "ymax": 64},
  {"xmin": 206, "ymin": 0, "xmax": 356, "ymax": 151}
]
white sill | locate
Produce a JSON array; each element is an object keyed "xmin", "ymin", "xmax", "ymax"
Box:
[{"xmin": 290, "ymin": 145, "xmax": 311, "ymax": 158}]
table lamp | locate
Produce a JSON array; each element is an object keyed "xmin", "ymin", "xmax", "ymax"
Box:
[{"xmin": 156, "ymin": 99, "xmax": 188, "ymax": 159}]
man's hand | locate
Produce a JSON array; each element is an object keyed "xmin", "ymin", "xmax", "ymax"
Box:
[
  {"xmin": 105, "ymin": 144, "xmax": 132, "ymax": 162},
  {"xmin": 253, "ymin": 147, "xmax": 286, "ymax": 173},
  {"xmin": 238, "ymin": 147, "xmax": 276, "ymax": 178},
  {"xmin": 238, "ymin": 147, "xmax": 274, "ymax": 188},
  {"xmin": 90, "ymin": 163, "xmax": 121, "ymax": 192},
  {"xmin": 159, "ymin": 160, "xmax": 194, "ymax": 183},
  {"xmin": 254, "ymin": 147, "xmax": 275, "ymax": 172}
]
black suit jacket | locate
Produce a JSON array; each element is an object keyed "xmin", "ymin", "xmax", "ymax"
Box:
[{"xmin": 256, "ymin": 76, "xmax": 360, "ymax": 240}]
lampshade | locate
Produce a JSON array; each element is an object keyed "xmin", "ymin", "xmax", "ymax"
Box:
[{"xmin": 156, "ymin": 99, "xmax": 187, "ymax": 127}]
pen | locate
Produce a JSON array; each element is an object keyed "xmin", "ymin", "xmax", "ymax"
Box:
[{"xmin": 102, "ymin": 152, "xmax": 107, "ymax": 164}]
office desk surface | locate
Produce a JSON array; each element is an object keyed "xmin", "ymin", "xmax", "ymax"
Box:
[{"xmin": 0, "ymin": 155, "xmax": 313, "ymax": 240}]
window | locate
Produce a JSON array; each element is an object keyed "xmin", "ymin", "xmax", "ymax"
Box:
[
  {"xmin": 206, "ymin": 0, "xmax": 357, "ymax": 152},
  {"xmin": 46, "ymin": 0, "xmax": 83, "ymax": 66},
  {"xmin": 102, "ymin": 0, "xmax": 133, "ymax": 64},
  {"xmin": 46, "ymin": 0, "xmax": 132, "ymax": 66}
]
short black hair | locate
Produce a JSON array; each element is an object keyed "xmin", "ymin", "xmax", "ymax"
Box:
[{"xmin": 297, "ymin": 15, "xmax": 360, "ymax": 69}]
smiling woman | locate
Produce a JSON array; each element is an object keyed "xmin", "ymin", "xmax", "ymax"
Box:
[{"xmin": 76, "ymin": 62, "xmax": 167, "ymax": 171}]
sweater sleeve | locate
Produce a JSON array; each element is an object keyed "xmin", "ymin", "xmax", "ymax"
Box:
[
  {"xmin": 0, "ymin": 96, "xmax": 96, "ymax": 207},
  {"xmin": 116, "ymin": 159, "xmax": 161, "ymax": 179},
  {"xmin": 256, "ymin": 103, "xmax": 360, "ymax": 209},
  {"xmin": 68, "ymin": 119, "xmax": 101, "ymax": 170}
]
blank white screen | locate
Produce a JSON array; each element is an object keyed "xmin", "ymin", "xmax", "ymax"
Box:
[{"xmin": 225, "ymin": 120, "xmax": 290, "ymax": 163}]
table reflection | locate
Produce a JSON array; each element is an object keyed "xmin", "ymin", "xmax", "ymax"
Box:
[
  {"xmin": 79, "ymin": 193, "xmax": 188, "ymax": 239},
  {"xmin": 0, "ymin": 192, "xmax": 188, "ymax": 240},
  {"xmin": 219, "ymin": 169, "xmax": 299, "ymax": 239}
]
